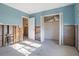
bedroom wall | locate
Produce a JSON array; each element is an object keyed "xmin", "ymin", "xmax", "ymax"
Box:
[
  {"xmin": 30, "ymin": 4, "xmax": 75, "ymax": 26},
  {"xmin": 0, "ymin": 3, "xmax": 77, "ymax": 46},
  {"xmin": 30, "ymin": 4, "xmax": 75, "ymax": 46},
  {"xmin": 74, "ymin": 4, "xmax": 79, "ymax": 50},
  {"xmin": 0, "ymin": 3, "xmax": 29, "ymax": 26},
  {"xmin": 0, "ymin": 3, "xmax": 75, "ymax": 27}
]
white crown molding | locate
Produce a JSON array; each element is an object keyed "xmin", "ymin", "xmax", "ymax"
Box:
[{"xmin": 4, "ymin": 3, "xmax": 72, "ymax": 14}]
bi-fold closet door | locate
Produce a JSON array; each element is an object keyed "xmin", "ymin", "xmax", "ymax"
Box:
[
  {"xmin": 0, "ymin": 25, "xmax": 6, "ymax": 46},
  {"xmin": 0, "ymin": 25, "xmax": 7, "ymax": 46},
  {"xmin": 9, "ymin": 25, "xmax": 14, "ymax": 44},
  {"xmin": 3, "ymin": 25, "xmax": 13, "ymax": 45},
  {"xmin": 3, "ymin": 25, "xmax": 15, "ymax": 46},
  {"xmin": 0, "ymin": 25, "xmax": 21, "ymax": 47},
  {"xmin": 3, "ymin": 25, "xmax": 7, "ymax": 46},
  {"xmin": 15, "ymin": 26, "xmax": 20, "ymax": 43},
  {"xmin": 8, "ymin": 25, "xmax": 20, "ymax": 44}
]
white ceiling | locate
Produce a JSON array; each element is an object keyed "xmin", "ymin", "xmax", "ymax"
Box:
[{"xmin": 4, "ymin": 3, "xmax": 72, "ymax": 14}]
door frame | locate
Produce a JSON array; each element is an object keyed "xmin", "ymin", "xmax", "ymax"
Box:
[
  {"xmin": 21, "ymin": 16, "xmax": 29, "ymax": 40},
  {"xmin": 40, "ymin": 13, "xmax": 63, "ymax": 45}
]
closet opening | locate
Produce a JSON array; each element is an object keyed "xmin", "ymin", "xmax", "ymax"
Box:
[{"xmin": 44, "ymin": 15, "xmax": 59, "ymax": 44}]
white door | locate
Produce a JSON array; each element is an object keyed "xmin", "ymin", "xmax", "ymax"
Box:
[{"xmin": 28, "ymin": 17, "xmax": 35, "ymax": 40}]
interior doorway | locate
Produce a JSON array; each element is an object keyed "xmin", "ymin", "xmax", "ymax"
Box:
[{"xmin": 23, "ymin": 17, "xmax": 28, "ymax": 40}]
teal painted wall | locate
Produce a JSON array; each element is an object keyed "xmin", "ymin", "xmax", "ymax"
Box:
[
  {"xmin": 0, "ymin": 3, "xmax": 29, "ymax": 26},
  {"xmin": 75, "ymin": 4, "xmax": 79, "ymax": 25},
  {"xmin": 30, "ymin": 4, "xmax": 75, "ymax": 26},
  {"xmin": 0, "ymin": 3, "xmax": 76, "ymax": 26}
]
